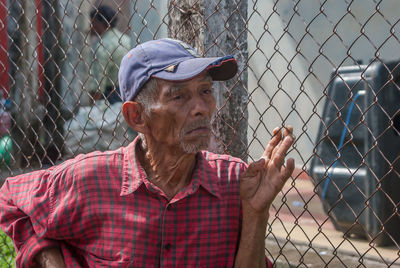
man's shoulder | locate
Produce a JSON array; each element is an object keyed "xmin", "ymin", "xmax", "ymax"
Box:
[
  {"xmin": 2, "ymin": 149, "xmax": 125, "ymax": 194},
  {"xmin": 49, "ymin": 148, "xmax": 125, "ymax": 179}
]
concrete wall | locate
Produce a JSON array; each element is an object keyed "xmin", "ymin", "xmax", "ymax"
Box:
[{"xmin": 247, "ymin": 0, "xmax": 400, "ymax": 166}]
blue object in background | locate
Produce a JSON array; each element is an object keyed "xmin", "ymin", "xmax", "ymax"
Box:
[
  {"xmin": 321, "ymin": 92, "xmax": 360, "ymax": 200},
  {"xmin": 0, "ymin": 135, "xmax": 12, "ymax": 167}
]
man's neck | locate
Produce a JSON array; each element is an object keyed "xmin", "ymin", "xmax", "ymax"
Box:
[{"xmin": 136, "ymin": 136, "xmax": 197, "ymax": 200}]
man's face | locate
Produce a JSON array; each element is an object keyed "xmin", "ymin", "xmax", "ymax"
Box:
[
  {"xmin": 144, "ymin": 73, "xmax": 216, "ymax": 153},
  {"xmin": 90, "ymin": 18, "xmax": 106, "ymax": 37}
]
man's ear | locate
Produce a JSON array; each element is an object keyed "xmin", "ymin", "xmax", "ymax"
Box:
[{"xmin": 122, "ymin": 101, "xmax": 149, "ymax": 134}]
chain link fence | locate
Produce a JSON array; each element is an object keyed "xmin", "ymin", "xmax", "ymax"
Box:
[{"xmin": 0, "ymin": 0, "xmax": 400, "ymax": 267}]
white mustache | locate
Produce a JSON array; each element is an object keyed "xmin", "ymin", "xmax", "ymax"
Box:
[{"xmin": 181, "ymin": 119, "xmax": 211, "ymax": 134}]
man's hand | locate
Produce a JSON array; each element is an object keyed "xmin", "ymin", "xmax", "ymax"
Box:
[
  {"xmin": 235, "ymin": 126, "xmax": 295, "ymax": 268},
  {"xmin": 35, "ymin": 247, "xmax": 66, "ymax": 268},
  {"xmin": 240, "ymin": 126, "xmax": 295, "ymax": 215}
]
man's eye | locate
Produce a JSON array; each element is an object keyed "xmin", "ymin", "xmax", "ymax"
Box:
[
  {"xmin": 203, "ymin": 88, "xmax": 213, "ymax": 94},
  {"xmin": 172, "ymin": 95, "xmax": 182, "ymax": 100}
]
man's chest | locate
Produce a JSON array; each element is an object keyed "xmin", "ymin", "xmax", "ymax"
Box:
[{"xmin": 68, "ymin": 187, "xmax": 241, "ymax": 267}]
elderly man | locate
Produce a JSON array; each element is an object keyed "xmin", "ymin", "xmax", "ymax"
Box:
[{"xmin": 0, "ymin": 38, "xmax": 294, "ymax": 267}]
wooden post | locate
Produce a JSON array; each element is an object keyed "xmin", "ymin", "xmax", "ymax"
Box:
[
  {"xmin": 41, "ymin": 0, "xmax": 65, "ymax": 164},
  {"xmin": 168, "ymin": 0, "xmax": 248, "ymax": 160},
  {"xmin": 10, "ymin": 0, "xmax": 42, "ymax": 167}
]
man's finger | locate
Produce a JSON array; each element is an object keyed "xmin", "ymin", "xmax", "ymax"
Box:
[
  {"xmin": 271, "ymin": 135, "xmax": 294, "ymax": 168},
  {"xmin": 281, "ymin": 158, "xmax": 295, "ymax": 180},
  {"xmin": 283, "ymin": 125, "xmax": 293, "ymax": 137},
  {"xmin": 262, "ymin": 127, "xmax": 281, "ymax": 160},
  {"xmin": 270, "ymin": 126, "xmax": 293, "ymax": 160}
]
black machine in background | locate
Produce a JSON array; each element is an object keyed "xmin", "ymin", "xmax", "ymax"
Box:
[{"xmin": 309, "ymin": 61, "xmax": 400, "ymax": 246}]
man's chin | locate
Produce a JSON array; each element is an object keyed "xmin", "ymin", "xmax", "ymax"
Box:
[{"xmin": 180, "ymin": 136, "xmax": 210, "ymax": 154}]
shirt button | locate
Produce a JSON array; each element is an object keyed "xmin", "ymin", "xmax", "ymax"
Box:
[
  {"xmin": 167, "ymin": 204, "xmax": 172, "ymax": 211},
  {"xmin": 164, "ymin": 243, "xmax": 172, "ymax": 251}
]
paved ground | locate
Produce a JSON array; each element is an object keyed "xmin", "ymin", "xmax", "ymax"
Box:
[{"xmin": 267, "ymin": 170, "xmax": 400, "ymax": 267}]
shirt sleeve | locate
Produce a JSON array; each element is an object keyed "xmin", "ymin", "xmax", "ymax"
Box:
[
  {"xmin": 266, "ymin": 256, "xmax": 273, "ymax": 268},
  {"xmin": 0, "ymin": 169, "xmax": 59, "ymax": 267}
]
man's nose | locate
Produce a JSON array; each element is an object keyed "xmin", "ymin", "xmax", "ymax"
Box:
[{"xmin": 190, "ymin": 96, "xmax": 209, "ymax": 117}]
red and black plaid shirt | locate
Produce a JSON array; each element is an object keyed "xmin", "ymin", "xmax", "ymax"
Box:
[{"xmin": 0, "ymin": 137, "xmax": 254, "ymax": 267}]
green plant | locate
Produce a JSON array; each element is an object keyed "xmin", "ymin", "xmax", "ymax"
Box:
[{"xmin": 0, "ymin": 230, "xmax": 15, "ymax": 268}]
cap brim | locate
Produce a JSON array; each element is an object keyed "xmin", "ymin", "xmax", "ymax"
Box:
[{"xmin": 152, "ymin": 55, "xmax": 237, "ymax": 82}]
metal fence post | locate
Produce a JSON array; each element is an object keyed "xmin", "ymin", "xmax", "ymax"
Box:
[{"xmin": 168, "ymin": 0, "xmax": 248, "ymax": 160}]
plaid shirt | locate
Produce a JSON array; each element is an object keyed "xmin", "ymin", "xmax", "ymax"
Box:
[{"xmin": 0, "ymin": 137, "xmax": 249, "ymax": 267}]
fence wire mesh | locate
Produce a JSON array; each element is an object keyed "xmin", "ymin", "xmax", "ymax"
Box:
[{"xmin": 0, "ymin": 0, "xmax": 399, "ymax": 267}]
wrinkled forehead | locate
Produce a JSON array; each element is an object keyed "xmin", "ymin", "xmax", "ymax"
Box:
[{"xmin": 158, "ymin": 73, "xmax": 213, "ymax": 93}]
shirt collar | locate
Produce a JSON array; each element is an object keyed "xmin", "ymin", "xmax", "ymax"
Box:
[
  {"xmin": 192, "ymin": 151, "xmax": 221, "ymax": 199},
  {"xmin": 120, "ymin": 136, "xmax": 145, "ymax": 196},
  {"xmin": 120, "ymin": 136, "xmax": 221, "ymax": 199}
]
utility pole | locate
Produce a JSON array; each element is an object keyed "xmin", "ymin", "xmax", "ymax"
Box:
[{"xmin": 168, "ymin": 0, "xmax": 248, "ymax": 160}]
